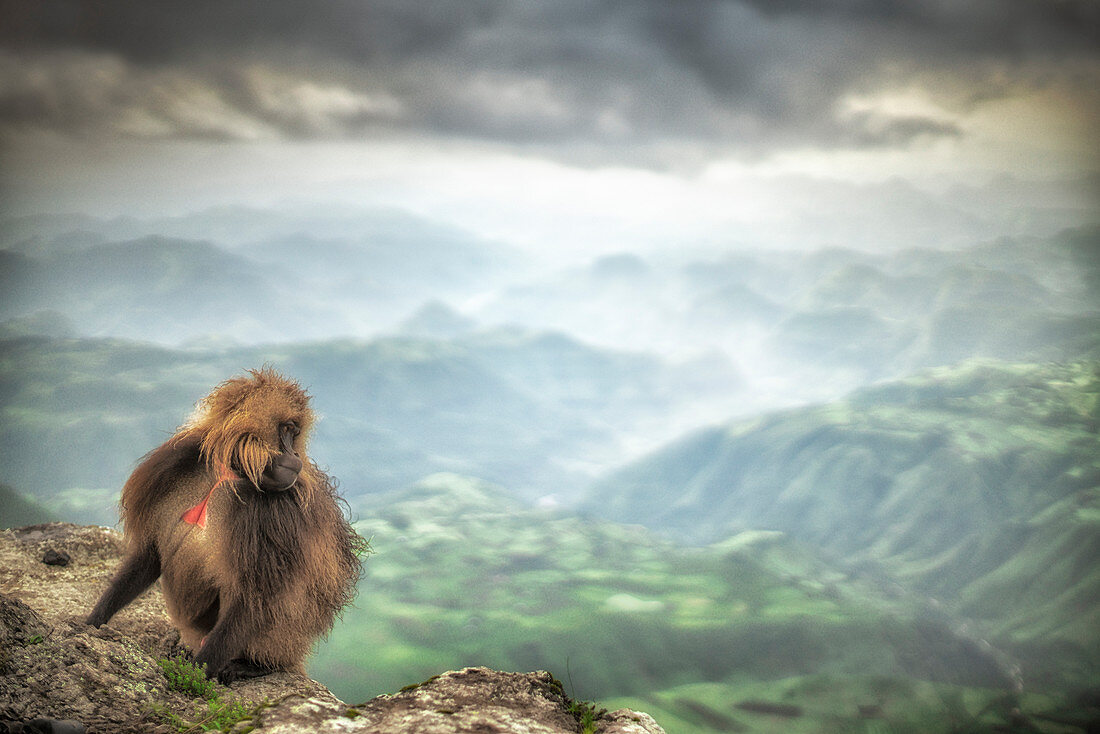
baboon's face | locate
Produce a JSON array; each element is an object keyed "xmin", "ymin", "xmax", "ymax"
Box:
[
  {"xmin": 229, "ymin": 388, "xmax": 308, "ymax": 492},
  {"xmin": 200, "ymin": 376, "xmax": 313, "ymax": 493}
]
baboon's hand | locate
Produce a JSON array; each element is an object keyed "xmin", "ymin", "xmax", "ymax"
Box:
[{"xmin": 216, "ymin": 658, "xmax": 276, "ymax": 684}]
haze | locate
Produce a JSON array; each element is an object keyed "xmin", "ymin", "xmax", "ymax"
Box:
[{"xmin": 3, "ymin": 1, "xmax": 1098, "ymax": 408}]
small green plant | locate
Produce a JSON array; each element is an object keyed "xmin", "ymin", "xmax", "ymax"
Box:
[
  {"xmin": 155, "ymin": 655, "xmax": 262, "ymax": 732},
  {"xmin": 153, "ymin": 698, "xmax": 257, "ymax": 733},
  {"xmin": 559, "ymin": 660, "xmax": 608, "ymax": 734},
  {"xmin": 26, "ymin": 634, "xmax": 43, "ymax": 644},
  {"xmin": 159, "ymin": 655, "xmax": 218, "ymax": 700},
  {"xmin": 196, "ymin": 698, "xmax": 254, "ymax": 732},
  {"xmin": 566, "ymin": 697, "xmax": 607, "ymax": 734}
]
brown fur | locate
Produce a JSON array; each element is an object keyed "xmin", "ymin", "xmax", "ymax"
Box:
[{"xmin": 87, "ymin": 368, "xmax": 365, "ymax": 681}]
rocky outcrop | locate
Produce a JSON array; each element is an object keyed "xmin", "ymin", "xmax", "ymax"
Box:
[
  {"xmin": 0, "ymin": 523, "xmax": 664, "ymax": 733},
  {"xmin": 237, "ymin": 667, "xmax": 663, "ymax": 734}
]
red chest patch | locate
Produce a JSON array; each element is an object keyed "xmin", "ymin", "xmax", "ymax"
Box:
[{"xmin": 181, "ymin": 464, "xmax": 238, "ymax": 529}]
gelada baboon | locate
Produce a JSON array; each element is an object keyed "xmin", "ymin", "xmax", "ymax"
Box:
[{"xmin": 87, "ymin": 368, "xmax": 365, "ymax": 683}]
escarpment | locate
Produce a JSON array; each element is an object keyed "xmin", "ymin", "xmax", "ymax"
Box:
[{"xmin": 0, "ymin": 523, "xmax": 665, "ymax": 734}]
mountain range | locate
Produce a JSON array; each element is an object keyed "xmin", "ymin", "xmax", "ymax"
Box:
[
  {"xmin": 0, "ymin": 327, "xmax": 733, "ymax": 520},
  {"xmin": 2, "ymin": 208, "xmax": 1099, "ymax": 732},
  {"xmin": 587, "ymin": 359, "xmax": 1100, "ymax": 690}
]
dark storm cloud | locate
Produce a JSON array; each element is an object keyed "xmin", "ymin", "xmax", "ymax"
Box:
[{"xmin": 0, "ymin": 0, "xmax": 1096, "ymax": 161}]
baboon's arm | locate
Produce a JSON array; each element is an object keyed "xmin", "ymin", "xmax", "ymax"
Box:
[
  {"xmin": 86, "ymin": 545, "xmax": 161, "ymax": 627},
  {"xmin": 192, "ymin": 596, "xmax": 275, "ymax": 683}
]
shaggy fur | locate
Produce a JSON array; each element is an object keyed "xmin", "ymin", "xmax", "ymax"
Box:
[{"xmin": 87, "ymin": 368, "xmax": 365, "ymax": 682}]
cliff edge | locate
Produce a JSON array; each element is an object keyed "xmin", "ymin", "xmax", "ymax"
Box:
[{"xmin": 0, "ymin": 523, "xmax": 664, "ymax": 734}]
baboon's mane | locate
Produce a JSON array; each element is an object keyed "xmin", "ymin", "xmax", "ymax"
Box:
[{"xmin": 174, "ymin": 367, "xmax": 316, "ymax": 499}]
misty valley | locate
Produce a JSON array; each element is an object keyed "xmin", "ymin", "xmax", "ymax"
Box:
[{"xmin": 1, "ymin": 209, "xmax": 1099, "ymax": 733}]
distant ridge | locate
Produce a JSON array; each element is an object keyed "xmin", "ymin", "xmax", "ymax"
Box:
[{"xmin": 586, "ymin": 359, "xmax": 1100, "ymax": 685}]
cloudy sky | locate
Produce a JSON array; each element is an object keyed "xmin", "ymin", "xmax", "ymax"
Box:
[{"xmin": 1, "ymin": 0, "xmax": 1097, "ymax": 253}]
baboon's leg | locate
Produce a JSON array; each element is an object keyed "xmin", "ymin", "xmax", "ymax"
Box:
[{"xmin": 86, "ymin": 545, "xmax": 161, "ymax": 627}]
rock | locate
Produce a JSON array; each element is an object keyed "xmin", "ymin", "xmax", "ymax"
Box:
[
  {"xmin": 232, "ymin": 667, "xmax": 666, "ymax": 734},
  {"xmin": 0, "ymin": 597, "xmax": 193, "ymax": 732},
  {"xmin": 1, "ymin": 719, "xmax": 86, "ymax": 733},
  {"xmin": 40, "ymin": 550, "xmax": 70, "ymax": 567},
  {"xmin": 0, "ymin": 523, "xmax": 181, "ymax": 657},
  {"xmin": 0, "ymin": 524, "xmax": 666, "ymax": 734},
  {"xmin": 0, "ymin": 594, "xmax": 47, "ymax": 652}
]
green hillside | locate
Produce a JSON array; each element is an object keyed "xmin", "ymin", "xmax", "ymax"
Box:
[
  {"xmin": 0, "ymin": 483, "xmax": 54, "ymax": 528},
  {"xmin": 308, "ymin": 473, "xmax": 1062, "ymax": 733},
  {"xmin": 587, "ymin": 360, "xmax": 1100, "ymax": 688}
]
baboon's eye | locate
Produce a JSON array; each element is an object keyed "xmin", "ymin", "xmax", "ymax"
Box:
[
  {"xmin": 278, "ymin": 422, "xmax": 300, "ymax": 453},
  {"xmin": 279, "ymin": 421, "xmax": 300, "ymax": 444}
]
